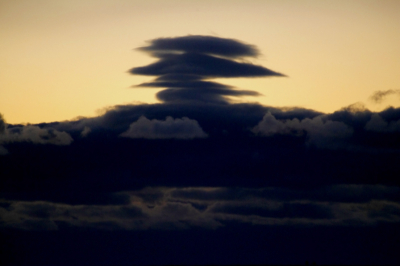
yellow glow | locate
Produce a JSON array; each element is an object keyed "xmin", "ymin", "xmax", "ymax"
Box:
[{"xmin": 1, "ymin": 0, "xmax": 399, "ymax": 123}]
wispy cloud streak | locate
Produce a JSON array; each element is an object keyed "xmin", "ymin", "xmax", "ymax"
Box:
[{"xmin": 369, "ymin": 89, "xmax": 400, "ymax": 103}]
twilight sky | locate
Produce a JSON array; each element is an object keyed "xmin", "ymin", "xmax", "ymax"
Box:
[
  {"xmin": 1, "ymin": 0, "xmax": 400, "ymax": 124},
  {"xmin": 1, "ymin": 1, "xmax": 400, "ymax": 265}
]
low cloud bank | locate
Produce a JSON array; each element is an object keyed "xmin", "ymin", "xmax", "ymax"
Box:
[
  {"xmin": 0, "ymin": 113, "xmax": 5, "ymax": 134},
  {"xmin": 2, "ymin": 104, "xmax": 400, "ymax": 201},
  {"xmin": 0, "ymin": 114, "xmax": 8, "ymax": 154},
  {"xmin": 2, "ymin": 185, "xmax": 399, "ymax": 231},
  {"xmin": 365, "ymin": 114, "xmax": 400, "ymax": 132}
]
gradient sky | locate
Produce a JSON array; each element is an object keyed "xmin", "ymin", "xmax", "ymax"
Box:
[
  {"xmin": 2, "ymin": 2, "xmax": 400, "ymax": 264},
  {"xmin": 1, "ymin": 0, "xmax": 400, "ymax": 124}
]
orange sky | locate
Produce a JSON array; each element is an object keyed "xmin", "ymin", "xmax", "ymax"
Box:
[{"xmin": 1, "ymin": 0, "xmax": 400, "ymax": 124}]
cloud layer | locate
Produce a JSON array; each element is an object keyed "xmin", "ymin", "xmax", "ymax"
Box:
[{"xmin": 2, "ymin": 185, "xmax": 399, "ymax": 231}]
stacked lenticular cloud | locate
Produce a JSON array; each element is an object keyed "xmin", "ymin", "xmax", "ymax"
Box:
[{"xmin": 130, "ymin": 35, "xmax": 285, "ymax": 103}]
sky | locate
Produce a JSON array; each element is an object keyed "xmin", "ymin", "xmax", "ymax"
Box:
[
  {"xmin": 1, "ymin": 1, "xmax": 400, "ymax": 265},
  {"xmin": 1, "ymin": 0, "xmax": 400, "ymax": 124}
]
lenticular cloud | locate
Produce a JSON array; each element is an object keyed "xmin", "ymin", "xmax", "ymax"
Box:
[{"xmin": 129, "ymin": 35, "xmax": 285, "ymax": 103}]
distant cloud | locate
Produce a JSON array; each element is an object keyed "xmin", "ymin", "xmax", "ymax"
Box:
[
  {"xmin": 120, "ymin": 116, "xmax": 208, "ymax": 139},
  {"xmin": 0, "ymin": 125, "xmax": 73, "ymax": 146},
  {"xmin": 369, "ymin": 89, "xmax": 400, "ymax": 103},
  {"xmin": 252, "ymin": 112, "xmax": 353, "ymax": 149},
  {"xmin": 365, "ymin": 114, "xmax": 400, "ymax": 132},
  {"xmin": 130, "ymin": 35, "xmax": 285, "ymax": 103}
]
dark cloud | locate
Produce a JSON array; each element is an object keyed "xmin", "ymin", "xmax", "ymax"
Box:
[
  {"xmin": 3, "ymin": 103, "xmax": 400, "ymax": 210},
  {"xmin": 2, "ymin": 105, "xmax": 400, "ymax": 265},
  {"xmin": 0, "ymin": 114, "xmax": 7, "ymax": 155},
  {"xmin": 120, "ymin": 116, "xmax": 208, "ymax": 139},
  {"xmin": 365, "ymin": 114, "xmax": 400, "ymax": 132},
  {"xmin": 56, "ymin": 101, "xmax": 320, "ymax": 138},
  {"xmin": 130, "ymin": 35, "xmax": 285, "ymax": 103},
  {"xmin": 0, "ymin": 200, "xmax": 146, "ymax": 231},
  {"xmin": 2, "ymin": 186, "xmax": 400, "ymax": 232},
  {"xmin": 131, "ymin": 52, "xmax": 283, "ymax": 78},
  {"xmin": 155, "ymin": 85, "xmax": 260, "ymax": 104},
  {"xmin": 137, "ymin": 35, "xmax": 260, "ymax": 58},
  {"xmin": 370, "ymin": 89, "xmax": 400, "ymax": 103},
  {"xmin": 0, "ymin": 113, "xmax": 5, "ymax": 134},
  {"xmin": 170, "ymin": 185, "xmax": 400, "ymax": 204},
  {"xmin": 210, "ymin": 201, "xmax": 334, "ymax": 220}
]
